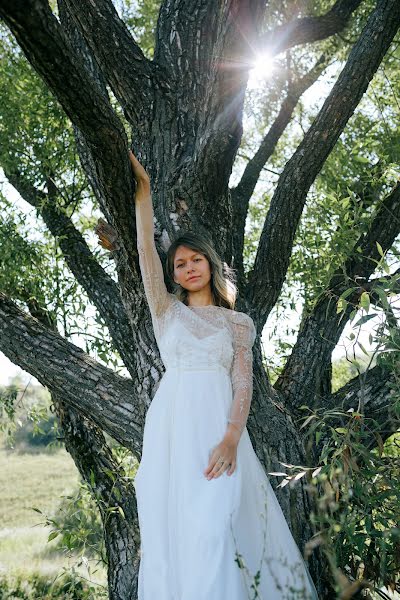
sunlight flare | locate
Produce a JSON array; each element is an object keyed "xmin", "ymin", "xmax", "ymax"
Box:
[{"xmin": 248, "ymin": 52, "xmax": 275, "ymax": 88}]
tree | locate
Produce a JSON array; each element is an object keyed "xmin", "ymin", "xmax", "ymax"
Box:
[{"xmin": 0, "ymin": 1, "xmax": 399, "ymax": 598}]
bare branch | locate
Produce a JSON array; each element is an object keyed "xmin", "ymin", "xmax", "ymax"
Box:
[
  {"xmin": 0, "ymin": 291, "xmax": 143, "ymax": 454},
  {"xmin": 260, "ymin": 0, "xmax": 363, "ymax": 56},
  {"xmin": 247, "ymin": 0, "xmax": 400, "ymax": 325},
  {"xmin": 231, "ymin": 55, "xmax": 328, "ymax": 284}
]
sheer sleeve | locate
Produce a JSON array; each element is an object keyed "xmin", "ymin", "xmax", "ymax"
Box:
[
  {"xmin": 227, "ymin": 313, "xmax": 257, "ymax": 437},
  {"xmin": 135, "ymin": 195, "xmax": 173, "ymax": 321}
]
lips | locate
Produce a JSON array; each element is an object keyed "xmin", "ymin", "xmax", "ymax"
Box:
[{"xmin": 187, "ymin": 275, "xmax": 200, "ymax": 281}]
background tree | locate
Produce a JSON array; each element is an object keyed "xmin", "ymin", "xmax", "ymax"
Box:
[{"xmin": 0, "ymin": 1, "xmax": 399, "ymax": 598}]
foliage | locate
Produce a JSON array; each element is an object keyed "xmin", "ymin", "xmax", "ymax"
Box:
[
  {"xmin": 34, "ymin": 482, "xmax": 105, "ymax": 561},
  {"xmin": 1, "ymin": 0, "xmax": 400, "ymax": 596},
  {"xmin": 269, "ymin": 270, "xmax": 400, "ymax": 596},
  {"xmin": 302, "ymin": 409, "xmax": 400, "ymax": 597},
  {"xmin": 0, "ymin": 376, "xmax": 55, "ymax": 447},
  {"xmin": 0, "ymin": 570, "xmax": 106, "ymax": 600}
]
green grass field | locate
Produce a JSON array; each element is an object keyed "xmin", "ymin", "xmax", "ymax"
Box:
[{"xmin": 0, "ymin": 442, "xmax": 106, "ymax": 588}]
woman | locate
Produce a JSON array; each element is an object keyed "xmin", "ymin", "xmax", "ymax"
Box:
[{"xmin": 129, "ymin": 150, "xmax": 318, "ymax": 600}]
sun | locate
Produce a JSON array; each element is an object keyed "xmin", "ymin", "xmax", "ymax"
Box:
[{"xmin": 248, "ymin": 52, "xmax": 275, "ymax": 89}]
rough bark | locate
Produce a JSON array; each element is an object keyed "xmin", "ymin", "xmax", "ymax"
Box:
[
  {"xmin": 61, "ymin": 0, "xmax": 155, "ymax": 124},
  {"xmin": 275, "ymin": 182, "xmax": 400, "ymax": 409},
  {"xmin": 0, "ymin": 292, "xmax": 143, "ymax": 455},
  {"xmin": 0, "ymin": 0, "xmax": 399, "ymax": 597},
  {"xmin": 248, "ymin": 0, "xmax": 400, "ymax": 327},
  {"xmin": 259, "ymin": 0, "xmax": 363, "ymax": 56},
  {"xmin": 4, "ymin": 168, "xmax": 138, "ymax": 377}
]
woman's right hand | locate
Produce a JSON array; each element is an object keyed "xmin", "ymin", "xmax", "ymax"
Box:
[{"xmin": 129, "ymin": 150, "xmax": 150, "ymax": 199}]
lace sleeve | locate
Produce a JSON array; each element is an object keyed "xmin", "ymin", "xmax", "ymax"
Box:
[
  {"xmin": 135, "ymin": 195, "xmax": 173, "ymax": 320},
  {"xmin": 227, "ymin": 313, "xmax": 257, "ymax": 437}
]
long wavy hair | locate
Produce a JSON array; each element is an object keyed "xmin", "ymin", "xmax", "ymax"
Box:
[{"xmin": 165, "ymin": 231, "xmax": 237, "ymax": 309}]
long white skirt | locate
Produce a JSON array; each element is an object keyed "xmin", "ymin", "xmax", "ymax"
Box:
[{"xmin": 134, "ymin": 366, "xmax": 319, "ymax": 599}]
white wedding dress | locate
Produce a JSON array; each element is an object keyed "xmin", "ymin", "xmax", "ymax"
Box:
[{"xmin": 133, "ymin": 233, "xmax": 319, "ymax": 600}]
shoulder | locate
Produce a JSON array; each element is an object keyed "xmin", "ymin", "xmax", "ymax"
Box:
[{"xmin": 222, "ymin": 308, "xmax": 257, "ymax": 345}]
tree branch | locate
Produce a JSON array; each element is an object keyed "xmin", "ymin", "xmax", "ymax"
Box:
[
  {"xmin": 362, "ymin": 267, "xmax": 400, "ymax": 294},
  {"xmin": 4, "ymin": 168, "xmax": 139, "ymax": 378},
  {"xmin": 320, "ymin": 364, "xmax": 399, "ymax": 451},
  {"xmin": 152, "ymin": 0, "xmax": 267, "ymax": 225},
  {"xmin": 18, "ymin": 295, "xmax": 141, "ymax": 597},
  {"xmin": 275, "ymin": 182, "xmax": 400, "ymax": 408},
  {"xmin": 231, "ymin": 55, "xmax": 328, "ymax": 284},
  {"xmin": 0, "ymin": 291, "xmax": 143, "ymax": 454},
  {"xmin": 247, "ymin": 0, "xmax": 400, "ymax": 326},
  {"xmin": 0, "ymin": 0, "xmax": 137, "ymax": 284},
  {"xmin": 260, "ymin": 0, "xmax": 363, "ymax": 57},
  {"xmin": 56, "ymin": 396, "xmax": 140, "ymax": 597},
  {"xmin": 59, "ymin": 0, "xmax": 155, "ymax": 123}
]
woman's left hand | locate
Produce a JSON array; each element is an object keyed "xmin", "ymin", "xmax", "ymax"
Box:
[{"xmin": 204, "ymin": 434, "xmax": 239, "ymax": 479}]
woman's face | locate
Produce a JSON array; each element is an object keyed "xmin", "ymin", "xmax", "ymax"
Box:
[{"xmin": 173, "ymin": 245, "xmax": 212, "ymax": 291}]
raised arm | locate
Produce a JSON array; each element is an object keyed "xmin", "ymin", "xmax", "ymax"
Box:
[
  {"xmin": 130, "ymin": 151, "xmax": 172, "ymax": 320},
  {"xmin": 227, "ymin": 313, "xmax": 257, "ymax": 438}
]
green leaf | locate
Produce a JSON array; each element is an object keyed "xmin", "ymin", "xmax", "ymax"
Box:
[
  {"xmin": 353, "ymin": 155, "xmax": 370, "ymax": 163},
  {"xmin": 353, "ymin": 313, "xmax": 377, "ymax": 327},
  {"xmin": 375, "ymin": 286, "xmax": 390, "ymax": 311},
  {"xmin": 336, "ymin": 297, "xmax": 347, "ymax": 314},
  {"xmin": 376, "ymin": 241, "xmax": 384, "ymax": 257},
  {"xmin": 359, "ymin": 291, "xmax": 370, "ymax": 312},
  {"xmin": 334, "ymin": 427, "xmax": 348, "ymax": 434},
  {"xmin": 357, "ymin": 342, "xmax": 369, "ymax": 356}
]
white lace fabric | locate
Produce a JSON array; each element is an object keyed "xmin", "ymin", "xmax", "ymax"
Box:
[{"xmin": 136, "ymin": 197, "xmax": 257, "ymax": 436}]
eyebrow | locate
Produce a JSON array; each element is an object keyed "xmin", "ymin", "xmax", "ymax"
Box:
[{"xmin": 175, "ymin": 253, "xmax": 201, "ymax": 263}]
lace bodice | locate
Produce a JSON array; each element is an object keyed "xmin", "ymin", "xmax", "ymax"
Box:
[{"xmin": 136, "ymin": 196, "xmax": 257, "ymax": 436}]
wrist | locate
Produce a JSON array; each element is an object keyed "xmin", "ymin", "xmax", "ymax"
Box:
[
  {"xmin": 224, "ymin": 423, "xmax": 241, "ymax": 444},
  {"xmin": 135, "ymin": 179, "xmax": 151, "ymax": 198}
]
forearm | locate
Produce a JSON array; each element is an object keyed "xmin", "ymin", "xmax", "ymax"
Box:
[{"xmin": 135, "ymin": 189, "xmax": 155, "ymax": 250}]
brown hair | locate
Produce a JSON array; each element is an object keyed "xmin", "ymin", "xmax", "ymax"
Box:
[{"xmin": 165, "ymin": 231, "xmax": 237, "ymax": 309}]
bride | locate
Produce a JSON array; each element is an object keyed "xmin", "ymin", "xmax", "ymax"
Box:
[{"xmin": 127, "ymin": 149, "xmax": 319, "ymax": 599}]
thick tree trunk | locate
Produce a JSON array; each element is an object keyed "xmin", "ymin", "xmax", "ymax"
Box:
[
  {"xmin": 56, "ymin": 397, "xmax": 140, "ymax": 600},
  {"xmin": 0, "ymin": 0, "xmax": 399, "ymax": 598}
]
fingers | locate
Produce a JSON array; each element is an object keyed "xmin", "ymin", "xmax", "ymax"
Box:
[
  {"xmin": 94, "ymin": 218, "xmax": 119, "ymax": 252},
  {"xmin": 128, "ymin": 149, "xmax": 151, "ymax": 188},
  {"xmin": 227, "ymin": 460, "xmax": 236, "ymax": 476},
  {"xmin": 204, "ymin": 458, "xmax": 236, "ymax": 480}
]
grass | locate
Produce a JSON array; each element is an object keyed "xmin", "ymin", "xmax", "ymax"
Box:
[
  {"xmin": 0, "ymin": 446, "xmax": 79, "ymax": 529},
  {"xmin": 0, "ymin": 441, "xmax": 106, "ymax": 588}
]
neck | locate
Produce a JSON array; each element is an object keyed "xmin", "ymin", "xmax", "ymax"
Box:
[{"xmin": 187, "ymin": 290, "xmax": 214, "ymax": 307}]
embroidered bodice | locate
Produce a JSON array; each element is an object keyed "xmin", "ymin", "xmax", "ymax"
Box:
[{"xmin": 135, "ymin": 196, "xmax": 257, "ymax": 436}]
